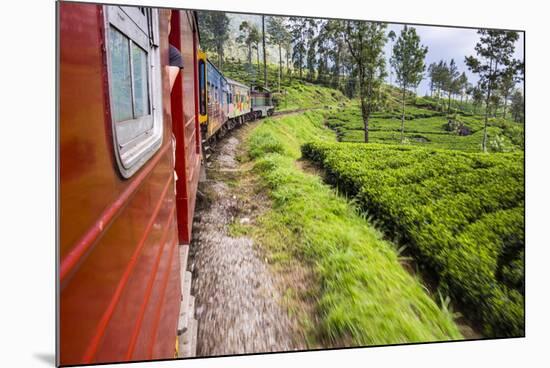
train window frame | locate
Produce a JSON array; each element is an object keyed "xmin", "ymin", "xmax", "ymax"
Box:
[
  {"xmin": 104, "ymin": 5, "xmax": 163, "ymax": 179},
  {"xmin": 198, "ymin": 59, "xmax": 206, "ymax": 115}
]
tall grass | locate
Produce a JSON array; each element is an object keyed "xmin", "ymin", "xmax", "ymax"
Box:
[{"xmin": 242, "ymin": 111, "xmax": 463, "ymax": 346}]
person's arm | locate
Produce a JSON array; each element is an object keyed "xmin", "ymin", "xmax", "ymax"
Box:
[
  {"xmin": 168, "ymin": 45, "xmax": 184, "ymax": 92},
  {"xmin": 168, "ymin": 66, "xmax": 180, "ymax": 91}
]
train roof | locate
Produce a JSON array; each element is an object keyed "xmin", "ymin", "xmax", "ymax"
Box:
[
  {"xmin": 226, "ymin": 78, "xmax": 250, "ymax": 90},
  {"xmin": 206, "ymin": 59, "xmax": 228, "ymax": 83},
  {"xmin": 251, "ymin": 85, "xmax": 272, "ymax": 93}
]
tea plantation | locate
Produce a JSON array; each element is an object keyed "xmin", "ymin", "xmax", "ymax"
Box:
[
  {"xmin": 302, "ymin": 141, "xmax": 524, "ymax": 337},
  {"xmin": 326, "ymin": 99, "xmax": 524, "ymax": 152}
]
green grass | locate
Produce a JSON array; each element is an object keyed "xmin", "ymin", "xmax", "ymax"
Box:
[
  {"xmin": 327, "ymin": 101, "xmax": 524, "ymax": 152},
  {"xmin": 302, "ymin": 141, "xmax": 524, "ymax": 337},
  {"xmin": 240, "ymin": 110, "xmax": 463, "ymax": 346}
]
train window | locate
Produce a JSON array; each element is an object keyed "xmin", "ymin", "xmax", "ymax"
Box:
[
  {"xmin": 198, "ymin": 60, "xmax": 206, "ymax": 115},
  {"xmin": 108, "ymin": 28, "xmax": 133, "ymax": 122},
  {"xmin": 105, "ymin": 5, "xmax": 163, "ymax": 178}
]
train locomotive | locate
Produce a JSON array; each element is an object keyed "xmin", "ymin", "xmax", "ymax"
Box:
[{"xmin": 58, "ymin": 2, "xmax": 274, "ymax": 366}]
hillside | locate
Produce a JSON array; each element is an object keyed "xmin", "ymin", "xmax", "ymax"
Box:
[
  {"xmin": 197, "ymin": 60, "xmax": 524, "ymax": 344},
  {"xmin": 222, "ymin": 61, "xmax": 349, "ymax": 111},
  {"xmin": 303, "ymin": 141, "xmax": 524, "ymax": 337},
  {"xmin": 326, "ymin": 88, "xmax": 524, "ymax": 153}
]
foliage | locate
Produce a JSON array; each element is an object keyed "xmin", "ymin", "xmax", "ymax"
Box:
[
  {"xmin": 510, "ymin": 90, "xmax": 525, "ymax": 124},
  {"xmin": 343, "ymin": 21, "xmax": 388, "ymax": 143},
  {"xmin": 326, "ymin": 99, "xmax": 524, "ymax": 152},
  {"xmin": 288, "ymin": 17, "xmax": 316, "ymax": 79},
  {"xmin": 197, "ymin": 11, "xmax": 230, "ymax": 70},
  {"xmin": 390, "ymin": 26, "xmax": 429, "ymax": 142},
  {"xmin": 243, "ymin": 111, "xmax": 462, "ymax": 346},
  {"xmin": 236, "ymin": 21, "xmax": 261, "ymax": 78},
  {"xmin": 465, "ymin": 29, "xmax": 523, "ymax": 151},
  {"xmin": 222, "ymin": 60, "xmax": 348, "ymax": 111},
  {"xmin": 267, "ymin": 16, "xmax": 291, "ymax": 92},
  {"xmin": 302, "ymin": 141, "xmax": 525, "ymax": 337}
]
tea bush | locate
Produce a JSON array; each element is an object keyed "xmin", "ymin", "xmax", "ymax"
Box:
[
  {"xmin": 327, "ymin": 102, "xmax": 524, "ymax": 153},
  {"xmin": 302, "ymin": 141, "xmax": 525, "ymax": 337}
]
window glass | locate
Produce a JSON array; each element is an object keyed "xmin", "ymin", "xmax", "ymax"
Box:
[
  {"xmin": 131, "ymin": 42, "xmax": 150, "ymax": 118},
  {"xmin": 106, "ymin": 5, "xmax": 162, "ymax": 178},
  {"xmin": 108, "ymin": 26, "xmax": 133, "ymax": 122},
  {"xmin": 198, "ymin": 60, "xmax": 206, "ymax": 115}
]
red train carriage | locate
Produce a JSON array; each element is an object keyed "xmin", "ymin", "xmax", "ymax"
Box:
[{"xmin": 58, "ymin": 2, "xmax": 203, "ymax": 365}]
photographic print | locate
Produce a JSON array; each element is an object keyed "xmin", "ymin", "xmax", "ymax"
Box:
[{"xmin": 57, "ymin": 1, "xmax": 525, "ymax": 366}]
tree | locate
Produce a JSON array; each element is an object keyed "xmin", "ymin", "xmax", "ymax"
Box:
[
  {"xmin": 499, "ymin": 64, "xmax": 523, "ymax": 119},
  {"xmin": 236, "ymin": 21, "xmax": 253, "ymax": 65},
  {"xmin": 343, "ymin": 21, "xmax": 388, "ymax": 143},
  {"xmin": 457, "ymin": 72, "xmax": 469, "ymax": 110},
  {"xmin": 427, "ymin": 62, "xmax": 437, "ymax": 97},
  {"xmin": 262, "ymin": 15, "xmax": 268, "ymax": 88},
  {"xmin": 252, "ymin": 27, "xmax": 261, "ymax": 79},
  {"xmin": 315, "ymin": 20, "xmax": 331, "ymax": 85},
  {"xmin": 390, "ymin": 26, "xmax": 428, "ymax": 143},
  {"xmin": 321, "ymin": 20, "xmax": 349, "ymax": 92},
  {"xmin": 284, "ymin": 35, "xmax": 292, "ymax": 79},
  {"xmin": 289, "ymin": 17, "xmax": 308, "ymax": 79},
  {"xmin": 465, "ymin": 29, "xmax": 521, "ymax": 152},
  {"xmin": 236, "ymin": 21, "xmax": 261, "ymax": 82},
  {"xmin": 465, "ymin": 84, "xmax": 475, "ymax": 107},
  {"xmin": 471, "ymin": 85, "xmax": 484, "ymax": 114},
  {"xmin": 267, "ymin": 16, "xmax": 291, "ymax": 92},
  {"xmin": 510, "ymin": 89, "xmax": 524, "ymax": 124},
  {"xmin": 388, "ymin": 30, "xmax": 397, "ymax": 86},
  {"xmin": 288, "ymin": 17, "xmax": 317, "ymax": 80},
  {"xmin": 443, "ymin": 59, "xmax": 460, "ymax": 114},
  {"xmin": 305, "ymin": 20, "xmax": 320, "ymax": 82},
  {"xmin": 198, "ymin": 12, "xmax": 230, "ymax": 70},
  {"xmin": 435, "ymin": 60, "xmax": 448, "ymax": 109}
]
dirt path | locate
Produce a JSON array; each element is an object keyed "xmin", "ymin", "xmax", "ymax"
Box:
[{"xmin": 188, "ymin": 123, "xmax": 305, "ymax": 357}]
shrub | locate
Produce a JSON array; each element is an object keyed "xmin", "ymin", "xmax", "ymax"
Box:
[
  {"xmin": 248, "ymin": 130, "xmax": 286, "ymax": 158},
  {"xmin": 302, "ymin": 141, "xmax": 525, "ymax": 337}
]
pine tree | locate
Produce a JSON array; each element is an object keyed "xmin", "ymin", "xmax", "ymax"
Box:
[
  {"xmin": 236, "ymin": 21, "xmax": 260, "ymax": 83},
  {"xmin": 343, "ymin": 21, "xmax": 388, "ymax": 143},
  {"xmin": 510, "ymin": 89, "xmax": 524, "ymax": 124},
  {"xmin": 289, "ymin": 17, "xmax": 308, "ymax": 79},
  {"xmin": 444, "ymin": 59, "xmax": 460, "ymax": 114},
  {"xmin": 262, "ymin": 15, "xmax": 267, "ymax": 88},
  {"xmin": 388, "ymin": 30, "xmax": 397, "ymax": 86},
  {"xmin": 390, "ymin": 26, "xmax": 428, "ymax": 143},
  {"xmin": 267, "ymin": 17, "xmax": 291, "ymax": 92},
  {"xmin": 465, "ymin": 29, "xmax": 521, "ymax": 151},
  {"xmin": 197, "ymin": 12, "xmax": 230, "ymax": 70}
]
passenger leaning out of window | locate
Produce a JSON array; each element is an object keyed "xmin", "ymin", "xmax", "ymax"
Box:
[
  {"xmin": 167, "ymin": 11, "xmax": 184, "ymax": 91},
  {"xmin": 166, "ymin": 10, "xmax": 184, "ymax": 186}
]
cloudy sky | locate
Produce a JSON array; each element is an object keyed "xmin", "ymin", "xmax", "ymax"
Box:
[
  {"xmin": 222, "ymin": 12, "xmax": 524, "ymax": 96},
  {"xmin": 384, "ymin": 23, "xmax": 524, "ymax": 96}
]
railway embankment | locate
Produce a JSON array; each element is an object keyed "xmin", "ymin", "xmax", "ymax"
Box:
[
  {"xmin": 188, "ymin": 123, "xmax": 308, "ymax": 356},
  {"xmin": 189, "ymin": 109, "xmax": 472, "ymax": 353}
]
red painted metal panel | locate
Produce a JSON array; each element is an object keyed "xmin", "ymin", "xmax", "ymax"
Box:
[
  {"xmin": 169, "ymin": 10, "xmax": 202, "ymax": 245},
  {"xmin": 59, "ymin": 3, "xmax": 187, "ymax": 365}
]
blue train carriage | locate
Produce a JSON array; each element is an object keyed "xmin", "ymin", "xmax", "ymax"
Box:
[
  {"xmin": 251, "ymin": 85, "xmax": 275, "ymax": 118},
  {"xmin": 205, "ymin": 59, "xmax": 229, "ymax": 140}
]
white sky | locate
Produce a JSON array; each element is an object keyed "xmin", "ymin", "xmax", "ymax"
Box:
[{"xmin": 384, "ymin": 23, "xmax": 525, "ymax": 95}]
